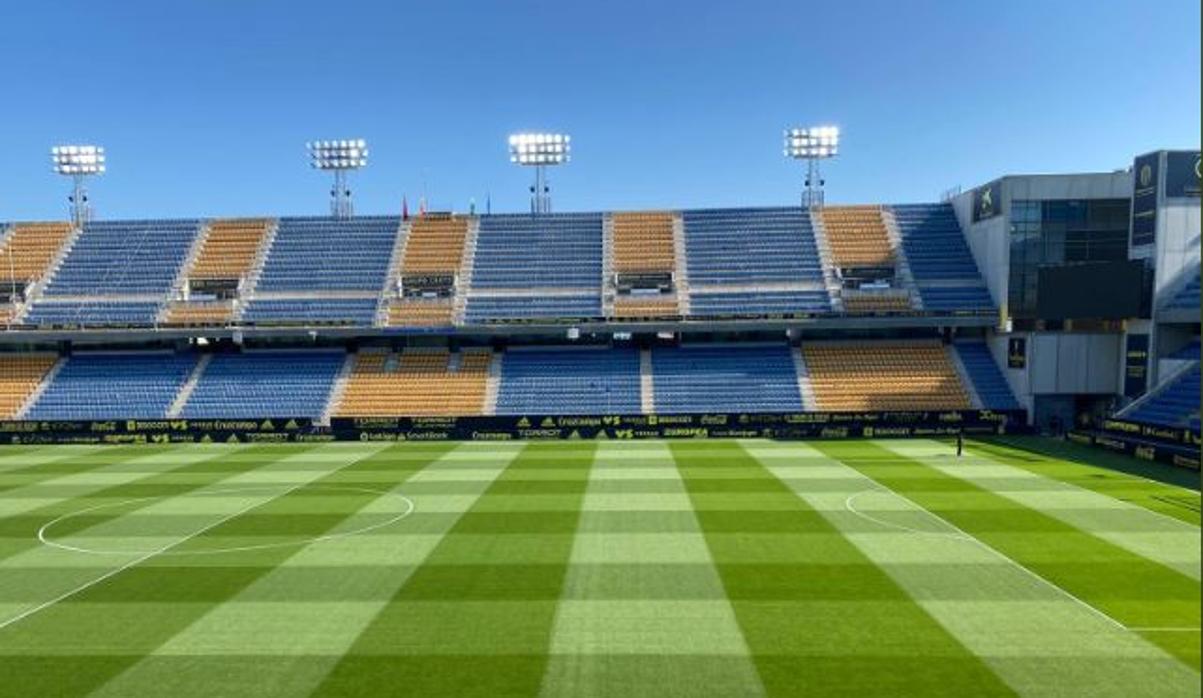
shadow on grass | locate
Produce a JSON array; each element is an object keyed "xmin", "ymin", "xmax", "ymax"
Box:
[{"xmin": 971, "ymin": 435, "xmax": 1201, "ymax": 492}]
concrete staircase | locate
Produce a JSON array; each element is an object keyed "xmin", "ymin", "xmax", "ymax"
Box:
[
  {"xmin": 319, "ymin": 352, "xmax": 357, "ymax": 426},
  {"xmin": 880, "ymin": 207, "xmax": 923, "ymax": 311},
  {"xmin": 13, "ymin": 223, "xmax": 86, "ymax": 323},
  {"xmin": 376, "ymin": 220, "xmax": 411, "ymax": 326},
  {"xmin": 234, "ymin": 218, "xmax": 280, "ymax": 321},
  {"xmin": 806, "ymin": 208, "xmax": 844, "ymax": 313},
  {"xmin": 483, "ymin": 350, "xmax": 502, "ymax": 416},
  {"xmin": 15, "ymin": 356, "xmax": 66, "ymax": 419},
  {"xmin": 158, "ymin": 220, "xmax": 213, "ymax": 323},
  {"xmin": 670, "ymin": 213, "xmax": 691, "ymax": 317},
  {"xmin": 791, "ymin": 346, "xmax": 817, "ymax": 411},
  {"xmin": 601, "ymin": 213, "xmax": 616, "ymax": 318},
  {"xmin": 167, "ymin": 354, "xmax": 212, "ymax": 418},
  {"xmin": 452, "ymin": 217, "xmax": 480, "ymax": 326},
  {"xmin": 639, "ymin": 348, "xmax": 655, "ymax": 413}
]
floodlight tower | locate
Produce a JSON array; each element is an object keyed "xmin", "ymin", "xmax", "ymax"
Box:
[
  {"xmin": 508, "ymin": 133, "xmax": 570, "ymax": 214},
  {"xmin": 51, "ymin": 145, "xmax": 105, "ymax": 225},
  {"xmin": 784, "ymin": 126, "xmax": 840, "ymax": 208},
  {"xmin": 307, "ymin": 139, "xmax": 368, "ymax": 219}
]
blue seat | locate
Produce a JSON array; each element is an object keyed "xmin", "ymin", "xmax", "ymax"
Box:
[
  {"xmin": 496, "ymin": 348, "xmax": 641, "ymax": 414},
  {"xmin": 256, "ymin": 217, "xmax": 399, "ymax": 292},
  {"xmin": 682, "ymin": 207, "xmax": 824, "ymax": 286},
  {"xmin": 42, "ymin": 219, "xmax": 201, "ymax": 297},
  {"xmin": 242, "ymin": 298, "xmax": 378, "ymax": 325},
  {"xmin": 1124, "ymin": 363, "xmax": 1201, "ymax": 430},
  {"xmin": 464, "ymin": 295, "xmax": 601, "ymax": 323},
  {"xmin": 689, "ymin": 290, "xmax": 830, "ymax": 316},
  {"xmin": 652, "ymin": 344, "xmax": 802, "ymax": 413},
  {"xmin": 954, "ymin": 343, "xmax": 1021, "ymax": 410},
  {"xmin": 181, "ymin": 351, "xmax": 345, "ymax": 419},
  {"xmin": 24, "ymin": 300, "xmax": 162, "ymax": 326},
  {"xmin": 888, "ymin": 204, "xmax": 995, "ymax": 313},
  {"xmin": 471, "ymin": 213, "xmax": 604, "ymax": 289},
  {"xmin": 25, "ymin": 353, "xmax": 197, "ymax": 419}
]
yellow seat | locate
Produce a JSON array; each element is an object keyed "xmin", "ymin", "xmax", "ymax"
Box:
[
  {"xmin": 803, "ymin": 341, "xmax": 970, "ymax": 411},
  {"xmin": 336, "ymin": 349, "xmax": 492, "ymax": 417}
]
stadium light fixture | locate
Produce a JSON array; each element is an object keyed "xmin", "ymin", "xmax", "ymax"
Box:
[
  {"xmin": 307, "ymin": 139, "xmax": 368, "ymax": 219},
  {"xmin": 51, "ymin": 145, "xmax": 105, "ymax": 226},
  {"xmin": 508, "ymin": 132, "xmax": 570, "ymax": 214},
  {"xmin": 784, "ymin": 126, "xmax": 840, "ymax": 208}
]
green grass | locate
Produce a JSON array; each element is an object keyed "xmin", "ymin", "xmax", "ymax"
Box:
[{"xmin": 0, "ymin": 438, "xmax": 1197, "ymax": 697}]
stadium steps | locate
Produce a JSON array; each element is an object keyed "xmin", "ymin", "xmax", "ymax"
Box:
[
  {"xmin": 640, "ymin": 348, "xmax": 654, "ymax": 413},
  {"xmin": 1117, "ymin": 359, "xmax": 1201, "ymax": 427},
  {"xmin": 452, "ymin": 216, "xmax": 480, "ymax": 326},
  {"xmin": 807, "ymin": 207, "xmax": 845, "ymax": 312},
  {"xmin": 947, "ymin": 345, "xmax": 985, "ymax": 409},
  {"xmin": 167, "ymin": 354, "xmax": 212, "ymax": 418},
  {"xmin": 484, "ymin": 350, "xmax": 502, "ymax": 415},
  {"xmin": 13, "ymin": 222, "xmax": 85, "ymax": 323},
  {"xmin": 791, "ymin": 346, "xmax": 817, "ymax": 410},
  {"xmin": 158, "ymin": 219, "xmax": 213, "ymax": 323},
  {"xmin": 233, "ymin": 218, "xmax": 280, "ymax": 320},
  {"xmin": 601, "ymin": 213, "xmax": 616, "ymax": 318},
  {"xmin": 13, "ymin": 355, "xmax": 65, "ymax": 419},
  {"xmin": 880, "ymin": 207, "xmax": 923, "ymax": 310},
  {"xmin": 320, "ymin": 352, "xmax": 357, "ymax": 425},
  {"xmin": 376, "ymin": 219, "xmax": 411, "ymax": 326},
  {"xmin": 671, "ymin": 213, "xmax": 691, "ymax": 316}
]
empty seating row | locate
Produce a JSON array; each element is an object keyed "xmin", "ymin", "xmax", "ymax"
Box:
[
  {"xmin": 241, "ymin": 298, "xmax": 378, "ymax": 325},
  {"xmin": 889, "ymin": 204, "xmax": 984, "ymax": 281},
  {"xmin": 472, "ymin": 213, "xmax": 603, "ymax": 289},
  {"xmin": 496, "ymin": 348, "xmax": 641, "ymax": 414},
  {"xmin": 24, "ymin": 300, "xmax": 162, "ymax": 326},
  {"xmin": 1161, "ymin": 272, "xmax": 1199, "ymax": 313},
  {"xmin": 1123, "ymin": 363, "xmax": 1201, "ymax": 430},
  {"xmin": 256, "ymin": 217, "xmax": 399, "ymax": 292},
  {"xmin": 612, "ymin": 212, "xmax": 675, "ymax": 273},
  {"xmin": 0, "ymin": 222, "xmax": 73, "ymax": 285},
  {"xmin": 688, "ymin": 290, "xmax": 830, "ymax": 316},
  {"xmin": 43, "ymin": 220, "xmax": 200, "ymax": 296},
  {"xmin": 803, "ymin": 341, "xmax": 970, "ymax": 411},
  {"xmin": 953, "ymin": 342, "xmax": 1022, "ymax": 410},
  {"xmin": 336, "ymin": 349, "xmax": 491, "ymax": 417},
  {"xmin": 401, "ymin": 216, "xmax": 468, "ymax": 274},
  {"xmin": 188, "ymin": 218, "xmax": 271, "ymax": 281},
  {"xmin": 918, "ymin": 286, "xmax": 995, "ymax": 312},
  {"xmin": 464, "ymin": 295, "xmax": 602, "ymax": 323},
  {"xmin": 612, "ymin": 296, "xmax": 679, "ymax": 318},
  {"xmin": 820, "ymin": 206, "xmax": 894, "ymax": 268},
  {"xmin": 682, "ymin": 207, "xmax": 823, "ymax": 285},
  {"xmin": 164, "ymin": 300, "xmax": 235, "ymax": 326},
  {"xmin": 841, "ymin": 292, "xmax": 913, "ymax": 313},
  {"xmin": 25, "ymin": 352, "xmax": 197, "ymax": 419},
  {"xmin": 387, "ymin": 298, "xmax": 454, "ymax": 327},
  {"xmin": 181, "ymin": 351, "xmax": 344, "ymax": 419},
  {"xmin": 652, "ymin": 344, "xmax": 803, "ymax": 413},
  {"xmin": 0, "ymin": 354, "xmax": 58, "ymax": 418}
]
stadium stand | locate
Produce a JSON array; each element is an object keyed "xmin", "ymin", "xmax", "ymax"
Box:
[
  {"xmin": 255, "ymin": 216, "xmax": 399, "ymax": 292},
  {"xmin": 888, "ymin": 204, "xmax": 994, "ymax": 312},
  {"xmin": 682, "ymin": 207, "xmax": 824, "ymax": 285},
  {"xmin": 1122, "ymin": 363, "xmax": 1201, "ymax": 430},
  {"xmin": 954, "ymin": 342, "xmax": 1022, "ymax": 410},
  {"xmin": 188, "ymin": 219, "xmax": 272, "ymax": 282},
  {"xmin": 495, "ymin": 348, "xmax": 641, "ymax": 414},
  {"xmin": 336, "ymin": 348, "xmax": 492, "ymax": 417},
  {"xmin": 242, "ymin": 298, "xmax": 379, "ymax": 325},
  {"xmin": 0, "ymin": 222, "xmax": 73, "ymax": 287},
  {"xmin": 464, "ymin": 294, "xmax": 602, "ymax": 322},
  {"xmin": 41, "ymin": 219, "xmax": 200, "ymax": 297},
  {"xmin": 840, "ymin": 291, "xmax": 913, "ymax": 314},
  {"xmin": 471, "ymin": 213, "xmax": 603, "ymax": 289},
  {"xmin": 386, "ymin": 216, "xmax": 468, "ymax": 328},
  {"xmin": 611, "ymin": 297, "xmax": 679, "ymax": 319},
  {"xmin": 164, "ymin": 300, "xmax": 235, "ymax": 326},
  {"xmin": 180, "ymin": 350, "xmax": 344, "ymax": 419},
  {"xmin": 611, "ymin": 211, "xmax": 679, "ymax": 319},
  {"xmin": 820, "ymin": 205, "xmax": 894, "ymax": 268},
  {"xmin": 0, "ymin": 354, "xmax": 58, "ymax": 418},
  {"xmin": 1161, "ymin": 271, "xmax": 1200, "ymax": 313},
  {"xmin": 1167, "ymin": 340, "xmax": 1201, "ymax": 362},
  {"xmin": 25, "ymin": 352, "xmax": 197, "ymax": 419},
  {"xmin": 803, "ymin": 341, "xmax": 970, "ymax": 411},
  {"xmin": 651, "ymin": 344, "xmax": 803, "ymax": 413},
  {"xmin": 688, "ymin": 290, "xmax": 829, "ymax": 316},
  {"xmin": 24, "ymin": 300, "xmax": 164, "ymax": 327}
]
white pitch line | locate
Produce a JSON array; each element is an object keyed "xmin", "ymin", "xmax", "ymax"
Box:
[
  {"xmin": 1127, "ymin": 627, "xmax": 1202, "ymax": 632},
  {"xmin": 845, "ymin": 472, "xmax": 1131, "ymax": 633},
  {"xmin": 0, "ymin": 444, "xmax": 388, "ymax": 632}
]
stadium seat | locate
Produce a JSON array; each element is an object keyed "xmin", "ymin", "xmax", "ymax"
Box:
[
  {"xmin": 803, "ymin": 341, "xmax": 971, "ymax": 411},
  {"xmin": 471, "ymin": 213, "xmax": 603, "ymax": 289},
  {"xmin": 189, "ymin": 219, "xmax": 271, "ymax": 281},
  {"xmin": 652, "ymin": 344, "xmax": 803, "ymax": 413},
  {"xmin": 953, "ymin": 342, "xmax": 1022, "ymax": 410},
  {"xmin": 820, "ymin": 205, "xmax": 894, "ymax": 268},
  {"xmin": 681, "ymin": 207, "xmax": 824, "ymax": 286},
  {"xmin": 41, "ymin": 219, "xmax": 201, "ymax": 297},
  {"xmin": 336, "ymin": 349, "xmax": 492, "ymax": 417},
  {"xmin": 0, "ymin": 222, "xmax": 73, "ymax": 287},
  {"xmin": 242, "ymin": 298, "xmax": 378, "ymax": 325},
  {"xmin": 25, "ymin": 352, "xmax": 197, "ymax": 419},
  {"xmin": 612, "ymin": 212, "xmax": 674, "ymax": 273},
  {"xmin": 888, "ymin": 204, "xmax": 994, "ymax": 313},
  {"xmin": 256, "ymin": 216, "xmax": 399, "ymax": 292},
  {"xmin": 24, "ymin": 300, "xmax": 163, "ymax": 327},
  {"xmin": 1123, "ymin": 363, "xmax": 1201, "ymax": 430},
  {"xmin": 496, "ymin": 348, "xmax": 641, "ymax": 414},
  {"xmin": 0, "ymin": 354, "xmax": 58, "ymax": 418},
  {"xmin": 181, "ymin": 351, "xmax": 344, "ymax": 419},
  {"xmin": 401, "ymin": 216, "xmax": 469, "ymax": 275}
]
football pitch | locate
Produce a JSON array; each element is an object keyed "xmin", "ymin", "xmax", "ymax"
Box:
[{"xmin": 0, "ymin": 437, "xmax": 1198, "ymax": 697}]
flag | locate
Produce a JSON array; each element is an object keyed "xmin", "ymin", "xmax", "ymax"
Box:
[
  {"xmin": 418, "ymin": 196, "xmax": 427, "ymax": 217},
  {"xmin": 402, "ymin": 196, "xmax": 409, "ymax": 221}
]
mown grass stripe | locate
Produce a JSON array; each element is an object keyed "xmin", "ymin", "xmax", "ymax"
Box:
[
  {"xmin": 743, "ymin": 439, "xmax": 1202, "ymax": 697},
  {"xmin": 311, "ymin": 441, "xmax": 597, "ymax": 698},
  {"xmin": 670, "ymin": 441, "xmax": 1014, "ymax": 697},
  {"xmin": 0, "ymin": 442, "xmax": 419, "ymax": 697},
  {"xmin": 883, "ymin": 439, "xmax": 1201, "ymax": 582},
  {"xmin": 84, "ymin": 442, "xmax": 510, "ymax": 698},
  {"xmin": 539, "ymin": 440, "xmax": 765, "ymax": 697},
  {"xmin": 815, "ymin": 440, "xmax": 1202, "ymax": 671}
]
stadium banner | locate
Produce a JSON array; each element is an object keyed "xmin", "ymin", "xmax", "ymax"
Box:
[
  {"xmin": 0, "ymin": 418, "xmax": 317, "ymax": 445},
  {"xmin": 1070, "ymin": 430, "xmax": 1200, "ymax": 471},
  {"xmin": 971, "ymin": 180, "xmax": 1002, "ymax": 222},
  {"xmin": 1123, "ymin": 333, "xmax": 1149, "ymax": 398},
  {"xmin": 1099, "ymin": 417, "xmax": 1200, "ymax": 448},
  {"xmin": 1163, "ymin": 150, "xmax": 1201, "ymax": 199},
  {"xmin": 329, "ymin": 410, "xmax": 1027, "ymax": 442},
  {"xmin": 1130, "ymin": 152, "xmax": 1160, "ymax": 247}
]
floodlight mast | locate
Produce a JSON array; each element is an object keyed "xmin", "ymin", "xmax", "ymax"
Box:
[
  {"xmin": 50, "ymin": 145, "xmax": 105, "ymax": 226},
  {"xmin": 784, "ymin": 126, "xmax": 840, "ymax": 208},
  {"xmin": 508, "ymin": 133, "xmax": 570, "ymax": 214},
  {"xmin": 307, "ymin": 139, "xmax": 368, "ymax": 219}
]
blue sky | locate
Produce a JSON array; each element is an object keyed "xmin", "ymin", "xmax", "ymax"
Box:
[{"xmin": 1, "ymin": 0, "xmax": 1198, "ymax": 219}]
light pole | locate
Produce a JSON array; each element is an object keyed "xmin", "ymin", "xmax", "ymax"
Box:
[
  {"xmin": 508, "ymin": 132, "xmax": 570, "ymax": 214},
  {"xmin": 308, "ymin": 139, "xmax": 368, "ymax": 219},
  {"xmin": 784, "ymin": 126, "xmax": 840, "ymax": 208},
  {"xmin": 51, "ymin": 145, "xmax": 105, "ymax": 226}
]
